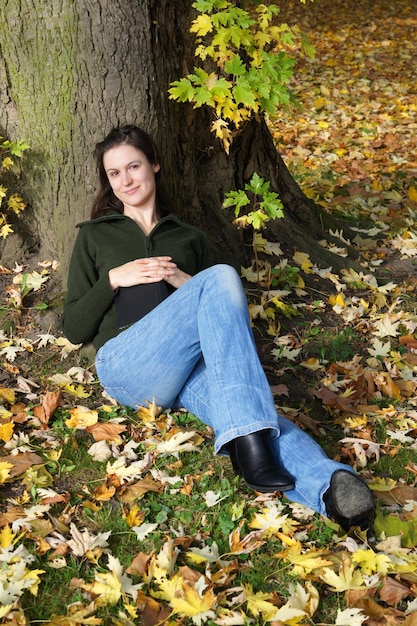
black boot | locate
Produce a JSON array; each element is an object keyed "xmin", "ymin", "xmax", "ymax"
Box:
[
  {"xmin": 323, "ymin": 470, "xmax": 375, "ymax": 531},
  {"xmin": 227, "ymin": 430, "xmax": 295, "ymax": 492}
]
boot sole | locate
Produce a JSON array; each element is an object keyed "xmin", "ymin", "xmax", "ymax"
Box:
[{"xmin": 330, "ymin": 471, "xmax": 374, "ymax": 527}]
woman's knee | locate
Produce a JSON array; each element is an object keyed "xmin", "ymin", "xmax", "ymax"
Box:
[
  {"xmin": 204, "ymin": 264, "xmax": 245, "ymax": 302},
  {"xmin": 205, "ymin": 264, "xmax": 241, "ymax": 288}
]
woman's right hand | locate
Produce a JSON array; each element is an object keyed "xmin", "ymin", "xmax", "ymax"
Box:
[{"xmin": 108, "ymin": 257, "xmax": 177, "ymax": 290}]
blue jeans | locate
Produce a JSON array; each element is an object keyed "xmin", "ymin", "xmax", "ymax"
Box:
[{"xmin": 96, "ymin": 264, "xmax": 352, "ymax": 515}]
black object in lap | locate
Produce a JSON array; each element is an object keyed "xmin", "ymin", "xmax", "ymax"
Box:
[{"xmin": 115, "ymin": 281, "xmax": 175, "ymax": 328}]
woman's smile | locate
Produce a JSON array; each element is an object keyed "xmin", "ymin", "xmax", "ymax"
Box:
[{"xmin": 103, "ymin": 144, "xmax": 160, "ymax": 213}]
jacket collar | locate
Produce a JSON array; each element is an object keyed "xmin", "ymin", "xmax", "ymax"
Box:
[{"xmin": 77, "ymin": 211, "xmax": 180, "ymax": 228}]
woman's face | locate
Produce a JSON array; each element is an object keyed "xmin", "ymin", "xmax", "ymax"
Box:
[{"xmin": 103, "ymin": 143, "xmax": 160, "ymax": 213}]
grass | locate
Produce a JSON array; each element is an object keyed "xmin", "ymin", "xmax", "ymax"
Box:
[{"xmin": 307, "ymin": 327, "xmax": 363, "ymax": 363}]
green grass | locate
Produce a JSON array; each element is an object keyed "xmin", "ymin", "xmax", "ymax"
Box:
[{"xmin": 307, "ymin": 327, "xmax": 363, "ymax": 363}]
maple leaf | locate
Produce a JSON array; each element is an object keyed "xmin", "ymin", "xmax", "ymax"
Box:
[
  {"xmin": 0, "ymin": 525, "xmax": 15, "ymax": 549},
  {"xmin": 253, "ymin": 233, "xmax": 283, "ymax": 256},
  {"xmin": 171, "ymin": 577, "xmax": 217, "ymax": 625},
  {"xmin": 186, "ymin": 542, "xmax": 223, "ymax": 565},
  {"xmin": 0, "ymin": 461, "xmax": 14, "ymax": 484},
  {"xmin": 122, "ymin": 504, "xmax": 145, "ymax": 528},
  {"xmin": 66, "ymin": 523, "xmax": 111, "ymax": 558},
  {"xmin": 319, "ymin": 555, "xmax": 366, "ymax": 592},
  {"xmin": 229, "ymin": 520, "xmax": 265, "ymax": 555},
  {"xmin": 36, "ymin": 333, "xmax": 56, "ymax": 348},
  {"xmin": 87, "ymin": 421, "xmax": 126, "ymax": 443},
  {"xmin": 351, "ymin": 549, "xmax": 391, "ymax": 576},
  {"xmin": 335, "ymin": 607, "xmax": 367, "ymax": 626},
  {"xmin": 272, "ymin": 345, "xmax": 302, "ymax": 361},
  {"xmin": 81, "ymin": 570, "xmax": 122, "ymax": 605},
  {"xmin": 54, "ymin": 336, "xmax": 81, "ymax": 359},
  {"xmin": 293, "ymin": 250, "xmax": 314, "ymax": 274},
  {"xmin": 33, "ymin": 390, "xmax": 63, "ymax": 427},
  {"xmin": 372, "ymin": 314, "xmax": 401, "ymax": 338},
  {"xmin": 285, "ymin": 581, "xmax": 317, "ymax": 616},
  {"xmin": 63, "ymin": 383, "xmax": 92, "ymax": 398},
  {"xmin": 65, "ymin": 406, "xmax": 98, "ymax": 429},
  {"xmin": 66, "ymin": 366, "xmax": 95, "ymax": 384},
  {"xmin": 275, "ymin": 541, "xmax": 333, "ymax": 577},
  {"xmin": 0, "ymin": 541, "xmax": 45, "ymax": 609},
  {"xmin": 18, "ymin": 270, "xmax": 49, "ymax": 291},
  {"xmin": 248, "ymin": 503, "xmax": 298, "ymax": 537},
  {"xmin": 107, "ymin": 553, "xmax": 142, "ymax": 602},
  {"xmin": 241, "ymin": 583, "xmax": 276, "ymax": 620},
  {"xmin": 368, "ymin": 476, "xmax": 397, "ymax": 491},
  {"xmin": 156, "ymin": 538, "xmax": 180, "ymax": 575},
  {"xmin": 367, "ymin": 337, "xmax": 391, "ymax": 357},
  {"xmin": 152, "ymin": 430, "xmax": 200, "ymax": 455},
  {"xmin": 0, "ymin": 387, "xmax": 15, "ymax": 404},
  {"xmin": 0, "ymin": 344, "xmax": 25, "ymax": 361},
  {"xmin": 0, "ymin": 422, "xmax": 14, "ymax": 442},
  {"xmin": 136, "ymin": 398, "xmax": 163, "ymax": 427},
  {"xmin": 106, "ymin": 457, "xmax": 148, "ymax": 482},
  {"xmin": 339, "ymin": 437, "xmax": 381, "ymax": 466},
  {"xmin": 269, "ymin": 603, "xmax": 308, "ymax": 623},
  {"xmin": 87, "ymin": 440, "xmax": 112, "ymax": 462},
  {"xmin": 132, "ymin": 523, "xmax": 159, "ymax": 540},
  {"xmin": 190, "ymin": 13, "xmax": 213, "ymax": 37}
]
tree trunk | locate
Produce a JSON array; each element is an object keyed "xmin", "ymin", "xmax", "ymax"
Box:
[{"xmin": 0, "ymin": 0, "xmax": 351, "ymax": 277}]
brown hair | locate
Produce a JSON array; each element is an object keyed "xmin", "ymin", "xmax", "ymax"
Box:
[{"xmin": 91, "ymin": 125, "xmax": 173, "ymax": 219}]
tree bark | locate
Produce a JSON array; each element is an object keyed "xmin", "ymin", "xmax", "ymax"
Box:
[{"xmin": 0, "ymin": 0, "xmax": 352, "ymax": 277}]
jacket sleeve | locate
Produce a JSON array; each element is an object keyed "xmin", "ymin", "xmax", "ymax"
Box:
[{"xmin": 62, "ymin": 228, "xmax": 115, "ymax": 345}]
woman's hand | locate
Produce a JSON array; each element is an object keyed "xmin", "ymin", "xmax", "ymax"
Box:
[{"xmin": 108, "ymin": 257, "xmax": 190, "ymax": 290}]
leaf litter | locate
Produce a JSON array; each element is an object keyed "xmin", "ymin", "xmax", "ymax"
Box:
[{"xmin": 1, "ymin": 0, "xmax": 417, "ymax": 623}]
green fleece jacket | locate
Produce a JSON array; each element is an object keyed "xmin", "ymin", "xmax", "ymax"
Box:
[{"xmin": 63, "ymin": 212, "xmax": 213, "ymax": 350}]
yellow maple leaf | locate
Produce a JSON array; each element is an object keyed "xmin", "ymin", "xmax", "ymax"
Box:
[
  {"xmin": 0, "ymin": 525, "xmax": 15, "ymax": 549},
  {"xmin": 66, "ymin": 406, "xmax": 98, "ymax": 429},
  {"xmin": 242, "ymin": 583, "xmax": 276, "ymax": 620},
  {"xmin": 312, "ymin": 97, "xmax": 326, "ymax": 109},
  {"xmin": 82, "ymin": 570, "xmax": 122, "ymax": 605},
  {"xmin": 0, "ymin": 421, "xmax": 14, "ymax": 442},
  {"xmin": 171, "ymin": 578, "xmax": 217, "ymax": 624},
  {"xmin": 351, "ymin": 549, "xmax": 391, "ymax": 576},
  {"xmin": 275, "ymin": 541, "xmax": 332, "ymax": 577},
  {"xmin": 319, "ymin": 555, "xmax": 365, "ymax": 592},
  {"xmin": 211, "ymin": 119, "xmax": 232, "ymax": 154},
  {"xmin": 248, "ymin": 505, "xmax": 298, "ymax": 537},
  {"xmin": 123, "ymin": 504, "xmax": 145, "ymax": 528},
  {"xmin": 63, "ymin": 383, "xmax": 92, "ymax": 398},
  {"xmin": 369, "ymin": 476, "xmax": 397, "ymax": 491},
  {"xmin": 0, "ymin": 387, "xmax": 15, "ymax": 404},
  {"xmin": 408, "ymin": 186, "xmax": 417, "ymax": 202},
  {"xmin": 0, "ymin": 605, "xmax": 14, "ymax": 620},
  {"xmin": 23, "ymin": 568, "xmax": 45, "ymax": 596},
  {"xmin": 300, "ymin": 357, "xmax": 324, "ymax": 371},
  {"xmin": 136, "ymin": 398, "xmax": 162, "ymax": 427},
  {"xmin": 0, "ymin": 460, "xmax": 13, "ymax": 484},
  {"xmin": 154, "ymin": 570, "xmax": 184, "ymax": 601},
  {"xmin": 190, "ymin": 13, "xmax": 213, "ymax": 37},
  {"xmin": 292, "ymin": 251, "xmax": 314, "ymax": 274},
  {"xmin": 329, "ymin": 293, "xmax": 346, "ymax": 308}
]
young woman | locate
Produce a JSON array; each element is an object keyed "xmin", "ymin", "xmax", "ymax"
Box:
[{"xmin": 63, "ymin": 125, "xmax": 374, "ymax": 531}]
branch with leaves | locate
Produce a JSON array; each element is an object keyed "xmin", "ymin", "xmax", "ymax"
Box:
[
  {"xmin": 0, "ymin": 137, "xmax": 29, "ymax": 239},
  {"xmin": 169, "ymin": 0, "xmax": 314, "ymax": 153}
]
